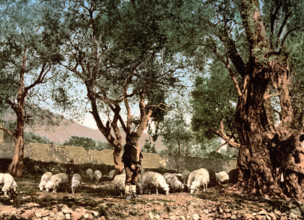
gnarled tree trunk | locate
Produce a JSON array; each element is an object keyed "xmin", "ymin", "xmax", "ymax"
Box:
[{"xmin": 235, "ymin": 58, "xmax": 304, "ymax": 200}]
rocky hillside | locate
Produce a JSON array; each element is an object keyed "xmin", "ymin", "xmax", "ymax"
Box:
[{"xmin": 26, "ymin": 117, "xmax": 164, "ymax": 151}]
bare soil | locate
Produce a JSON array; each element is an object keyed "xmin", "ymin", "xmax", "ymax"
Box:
[{"xmin": 1, "ymin": 175, "xmax": 304, "ymax": 220}]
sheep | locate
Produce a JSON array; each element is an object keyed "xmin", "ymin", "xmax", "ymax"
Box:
[
  {"xmin": 86, "ymin": 168, "xmax": 93, "ymax": 180},
  {"xmin": 190, "ymin": 173, "xmax": 209, "ymax": 194},
  {"xmin": 45, "ymin": 173, "xmax": 69, "ymax": 193},
  {"xmin": 109, "ymin": 169, "xmax": 126, "ymax": 180},
  {"xmin": 0, "ymin": 173, "xmax": 17, "ymax": 197},
  {"xmin": 215, "ymin": 171, "xmax": 229, "ymax": 184},
  {"xmin": 163, "ymin": 173, "xmax": 184, "ymax": 193},
  {"xmin": 141, "ymin": 171, "xmax": 169, "ymax": 195},
  {"xmin": 112, "ymin": 174, "xmax": 126, "ymax": 196},
  {"xmin": 109, "ymin": 170, "xmax": 116, "ymax": 180},
  {"xmin": 112, "ymin": 173, "xmax": 142, "ymax": 197},
  {"xmin": 38, "ymin": 172, "xmax": 53, "ymax": 191},
  {"xmin": 94, "ymin": 170, "xmax": 102, "ymax": 183},
  {"xmin": 71, "ymin": 173, "xmax": 82, "ymax": 194},
  {"xmin": 187, "ymin": 168, "xmax": 210, "ymax": 194}
]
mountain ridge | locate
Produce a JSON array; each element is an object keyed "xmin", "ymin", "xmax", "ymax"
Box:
[{"xmin": 26, "ymin": 118, "xmax": 164, "ymax": 151}]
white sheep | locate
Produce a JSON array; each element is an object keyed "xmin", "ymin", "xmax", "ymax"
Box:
[
  {"xmin": 38, "ymin": 172, "xmax": 53, "ymax": 191},
  {"xmin": 71, "ymin": 173, "xmax": 82, "ymax": 194},
  {"xmin": 142, "ymin": 171, "xmax": 169, "ymax": 195},
  {"xmin": 109, "ymin": 170, "xmax": 116, "ymax": 180},
  {"xmin": 112, "ymin": 174, "xmax": 126, "ymax": 196},
  {"xmin": 163, "ymin": 173, "xmax": 184, "ymax": 193},
  {"xmin": 0, "ymin": 173, "xmax": 17, "ymax": 197},
  {"xmin": 187, "ymin": 168, "xmax": 210, "ymax": 194},
  {"xmin": 94, "ymin": 170, "xmax": 102, "ymax": 183},
  {"xmin": 109, "ymin": 169, "xmax": 126, "ymax": 180},
  {"xmin": 45, "ymin": 173, "xmax": 69, "ymax": 193},
  {"xmin": 86, "ymin": 168, "xmax": 93, "ymax": 180},
  {"xmin": 215, "ymin": 171, "xmax": 229, "ymax": 184}
]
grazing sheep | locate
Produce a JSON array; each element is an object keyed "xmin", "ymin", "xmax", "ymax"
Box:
[
  {"xmin": 45, "ymin": 173, "xmax": 69, "ymax": 193},
  {"xmin": 164, "ymin": 173, "xmax": 184, "ymax": 193},
  {"xmin": 71, "ymin": 173, "xmax": 82, "ymax": 194},
  {"xmin": 112, "ymin": 173, "xmax": 142, "ymax": 196},
  {"xmin": 109, "ymin": 170, "xmax": 116, "ymax": 180},
  {"xmin": 112, "ymin": 174, "xmax": 126, "ymax": 196},
  {"xmin": 216, "ymin": 171, "xmax": 229, "ymax": 184},
  {"xmin": 142, "ymin": 171, "xmax": 169, "ymax": 195},
  {"xmin": 38, "ymin": 172, "xmax": 53, "ymax": 191},
  {"xmin": 190, "ymin": 173, "xmax": 209, "ymax": 193},
  {"xmin": 86, "ymin": 168, "xmax": 93, "ymax": 180},
  {"xmin": 109, "ymin": 169, "xmax": 126, "ymax": 180},
  {"xmin": 0, "ymin": 173, "xmax": 17, "ymax": 197},
  {"xmin": 187, "ymin": 168, "xmax": 210, "ymax": 194},
  {"xmin": 94, "ymin": 170, "xmax": 102, "ymax": 183}
]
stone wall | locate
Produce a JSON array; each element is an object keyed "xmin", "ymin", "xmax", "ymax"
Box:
[
  {"xmin": 0, "ymin": 142, "xmax": 162, "ymax": 169},
  {"xmin": 159, "ymin": 156, "xmax": 237, "ymax": 173},
  {"xmin": 0, "ymin": 142, "xmax": 236, "ymax": 172}
]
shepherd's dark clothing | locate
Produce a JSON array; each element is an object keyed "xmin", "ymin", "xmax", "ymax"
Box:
[{"xmin": 122, "ymin": 141, "xmax": 143, "ymax": 185}]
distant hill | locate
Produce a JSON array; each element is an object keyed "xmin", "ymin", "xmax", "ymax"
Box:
[{"xmin": 26, "ymin": 117, "xmax": 164, "ymax": 151}]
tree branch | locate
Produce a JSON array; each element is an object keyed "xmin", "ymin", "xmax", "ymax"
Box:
[
  {"xmin": 275, "ymin": 11, "xmax": 291, "ymax": 48},
  {"xmin": 0, "ymin": 124, "xmax": 15, "ymax": 139},
  {"xmin": 212, "ymin": 121, "xmax": 241, "ymax": 149},
  {"xmin": 216, "ymin": 141, "xmax": 228, "ymax": 152}
]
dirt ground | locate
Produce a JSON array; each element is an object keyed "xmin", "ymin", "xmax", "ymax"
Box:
[{"xmin": 0, "ymin": 175, "xmax": 304, "ymax": 220}]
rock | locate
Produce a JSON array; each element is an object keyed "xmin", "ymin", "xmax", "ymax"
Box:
[
  {"xmin": 92, "ymin": 211, "xmax": 99, "ymax": 217},
  {"xmin": 35, "ymin": 212, "xmax": 43, "ymax": 218},
  {"xmin": 243, "ymin": 213, "xmax": 254, "ymax": 220},
  {"xmin": 71, "ymin": 211, "xmax": 83, "ymax": 220},
  {"xmin": 65, "ymin": 213, "xmax": 71, "ymax": 219},
  {"xmin": 266, "ymin": 212, "xmax": 276, "ymax": 220},
  {"xmin": 55, "ymin": 212, "xmax": 65, "ymax": 220},
  {"xmin": 49, "ymin": 212, "xmax": 55, "ymax": 218},
  {"xmin": 83, "ymin": 213, "xmax": 89, "ymax": 219},
  {"xmin": 193, "ymin": 213, "xmax": 200, "ymax": 220},
  {"xmin": 220, "ymin": 213, "xmax": 232, "ymax": 219},
  {"xmin": 289, "ymin": 213, "xmax": 298, "ymax": 219},
  {"xmin": 274, "ymin": 210, "xmax": 281, "ymax": 216},
  {"xmin": 231, "ymin": 214, "xmax": 237, "ymax": 219},
  {"xmin": 154, "ymin": 214, "xmax": 160, "ymax": 219},
  {"xmin": 255, "ymin": 215, "xmax": 266, "ymax": 220},
  {"xmin": 258, "ymin": 210, "xmax": 267, "ymax": 215},
  {"xmin": 200, "ymin": 214, "xmax": 208, "ymax": 220},
  {"xmin": 149, "ymin": 212, "xmax": 154, "ymax": 219},
  {"xmin": 42, "ymin": 217, "xmax": 49, "ymax": 220},
  {"xmin": 218, "ymin": 207, "xmax": 224, "ymax": 214},
  {"xmin": 62, "ymin": 208, "xmax": 70, "ymax": 214}
]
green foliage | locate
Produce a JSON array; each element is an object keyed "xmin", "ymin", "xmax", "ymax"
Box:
[
  {"xmin": 160, "ymin": 113, "xmax": 194, "ymax": 157},
  {"xmin": 0, "ymin": 0, "xmax": 73, "ymax": 129},
  {"xmin": 141, "ymin": 139, "xmax": 157, "ymax": 153},
  {"xmin": 191, "ymin": 60, "xmax": 238, "ymax": 143},
  {"xmin": 24, "ymin": 132, "xmax": 53, "ymax": 144},
  {"xmin": 63, "ymin": 136, "xmax": 111, "ymax": 151}
]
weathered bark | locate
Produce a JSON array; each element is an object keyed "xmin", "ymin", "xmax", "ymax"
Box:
[
  {"xmin": 217, "ymin": 0, "xmax": 304, "ymax": 200},
  {"xmin": 7, "ymin": 135, "xmax": 24, "ymax": 177},
  {"xmin": 7, "ymin": 49, "xmax": 27, "ymax": 177}
]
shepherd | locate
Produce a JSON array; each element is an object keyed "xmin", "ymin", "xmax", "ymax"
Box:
[{"xmin": 122, "ymin": 132, "xmax": 143, "ymax": 199}]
